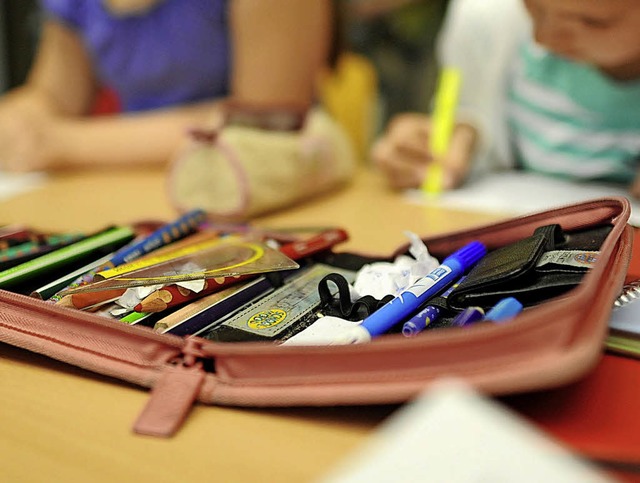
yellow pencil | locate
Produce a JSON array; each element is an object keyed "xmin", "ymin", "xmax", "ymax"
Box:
[{"xmin": 422, "ymin": 67, "xmax": 462, "ymax": 196}]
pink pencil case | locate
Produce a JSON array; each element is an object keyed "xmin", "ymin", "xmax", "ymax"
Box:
[{"xmin": 0, "ymin": 197, "xmax": 632, "ymax": 437}]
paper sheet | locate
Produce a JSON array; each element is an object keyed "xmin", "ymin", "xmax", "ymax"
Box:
[
  {"xmin": 321, "ymin": 381, "xmax": 612, "ymax": 483},
  {"xmin": 0, "ymin": 171, "xmax": 47, "ymax": 201},
  {"xmin": 609, "ymin": 300, "xmax": 640, "ymax": 336},
  {"xmin": 405, "ymin": 171, "xmax": 640, "ymax": 226}
]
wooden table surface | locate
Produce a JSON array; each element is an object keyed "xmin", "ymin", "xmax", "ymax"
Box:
[{"xmin": 0, "ymin": 166, "xmax": 506, "ymax": 483}]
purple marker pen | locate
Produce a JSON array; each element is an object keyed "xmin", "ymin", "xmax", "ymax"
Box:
[
  {"xmin": 451, "ymin": 306, "xmax": 485, "ymax": 327},
  {"xmin": 402, "ymin": 305, "xmax": 441, "ymax": 337}
]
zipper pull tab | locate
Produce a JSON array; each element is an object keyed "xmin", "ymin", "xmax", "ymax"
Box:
[{"xmin": 133, "ymin": 361, "xmax": 205, "ymax": 437}]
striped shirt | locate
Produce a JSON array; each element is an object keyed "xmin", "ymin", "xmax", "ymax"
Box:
[{"xmin": 507, "ymin": 41, "xmax": 640, "ymax": 184}]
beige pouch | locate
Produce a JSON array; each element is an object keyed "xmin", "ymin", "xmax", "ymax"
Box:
[{"xmin": 168, "ymin": 107, "xmax": 356, "ymax": 221}]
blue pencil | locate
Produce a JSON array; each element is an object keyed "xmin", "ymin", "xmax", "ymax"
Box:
[{"xmin": 104, "ymin": 209, "xmax": 207, "ymax": 268}]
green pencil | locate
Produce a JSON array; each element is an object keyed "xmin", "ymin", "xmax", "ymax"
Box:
[
  {"xmin": 119, "ymin": 311, "xmax": 151, "ymax": 325},
  {"xmin": 29, "ymin": 252, "xmax": 115, "ymax": 300},
  {"xmin": 0, "ymin": 234, "xmax": 83, "ymax": 261},
  {"xmin": 0, "ymin": 226, "xmax": 135, "ymax": 290}
]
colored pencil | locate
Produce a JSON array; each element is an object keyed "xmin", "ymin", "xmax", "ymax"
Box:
[
  {"xmin": 55, "ymin": 288, "xmax": 127, "ymax": 310},
  {"xmin": 0, "ymin": 233, "xmax": 85, "ymax": 271},
  {"xmin": 49, "ymin": 210, "xmax": 208, "ymax": 304},
  {"xmin": 96, "ymin": 208, "xmax": 207, "ymax": 271},
  {"xmin": 0, "ymin": 227, "xmax": 42, "ymax": 250},
  {"xmin": 93, "ymin": 231, "xmax": 220, "ymax": 280},
  {"xmin": 155, "ymin": 279, "xmax": 273, "ymax": 336},
  {"xmin": 134, "ymin": 228, "xmax": 348, "ymax": 313},
  {"xmin": 119, "ymin": 311, "xmax": 152, "ymax": 325},
  {"xmin": 134, "ymin": 277, "xmax": 242, "ymax": 313},
  {"xmin": 0, "ymin": 226, "xmax": 135, "ymax": 290},
  {"xmin": 30, "ymin": 252, "xmax": 114, "ymax": 300}
]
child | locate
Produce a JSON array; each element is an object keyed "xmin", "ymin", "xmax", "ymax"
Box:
[
  {"xmin": 372, "ymin": 0, "xmax": 640, "ymax": 197},
  {"xmin": 0, "ymin": 0, "xmax": 334, "ymax": 172}
]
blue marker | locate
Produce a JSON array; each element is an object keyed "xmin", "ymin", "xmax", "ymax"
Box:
[
  {"xmin": 336, "ymin": 241, "xmax": 487, "ymax": 344},
  {"xmin": 402, "ymin": 305, "xmax": 441, "ymax": 337},
  {"xmin": 451, "ymin": 306, "xmax": 485, "ymax": 327},
  {"xmin": 484, "ymin": 297, "xmax": 523, "ymax": 323}
]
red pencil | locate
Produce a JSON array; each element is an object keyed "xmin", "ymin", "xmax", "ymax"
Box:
[{"xmin": 56, "ymin": 289, "xmax": 127, "ymax": 310}]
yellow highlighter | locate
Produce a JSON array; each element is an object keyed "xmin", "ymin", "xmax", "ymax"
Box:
[{"xmin": 422, "ymin": 67, "xmax": 462, "ymax": 197}]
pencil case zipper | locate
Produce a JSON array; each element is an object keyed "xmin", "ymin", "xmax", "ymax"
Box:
[
  {"xmin": 0, "ymin": 289, "xmax": 215, "ymax": 435},
  {"xmin": 0, "ymin": 197, "xmax": 633, "ymax": 436}
]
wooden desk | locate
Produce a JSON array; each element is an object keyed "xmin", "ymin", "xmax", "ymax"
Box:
[{"xmin": 0, "ymin": 167, "xmax": 504, "ymax": 483}]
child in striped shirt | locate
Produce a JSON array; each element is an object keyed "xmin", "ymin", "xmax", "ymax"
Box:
[{"xmin": 372, "ymin": 0, "xmax": 640, "ymax": 197}]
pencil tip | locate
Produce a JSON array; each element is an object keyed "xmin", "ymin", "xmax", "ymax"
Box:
[
  {"xmin": 55, "ymin": 295, "xmax": 75, "ymax": 308},
  {"xmin": 135, "ymin": 299, "xmax": 168, "ymax": 313}
]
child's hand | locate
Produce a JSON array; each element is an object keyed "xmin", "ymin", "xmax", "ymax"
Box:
[
  {"xmin": 0, "ymin": 104, "xmax": 57, "ymax": 172},
  {"xmin": 371, "ymin": 113, "xmax": 476, "ymax": 190},
  {"xmin": 372, "ymin": 113, "xmax": 431, "ymax": 189}
]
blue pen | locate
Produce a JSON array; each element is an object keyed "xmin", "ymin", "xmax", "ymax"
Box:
[
  {"xmin": 402, "ymin": 305, "xmax": 441, "ymax": 337},
  {"xmin": 336, "ymin": 241, "xmax": 487, "ymax": 344},
  {"xmin": 484, "ymin": 297, "xmax": 523, "ymax": 323}
]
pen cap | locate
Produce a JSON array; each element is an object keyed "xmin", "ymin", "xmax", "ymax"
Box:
[
  {"xmin": 443, "ymin": 241, "xmax": 486, "ymax": 273},
  {"xmin": 485, "ymin": 297, "xmax": 523, "ymax": 323}
]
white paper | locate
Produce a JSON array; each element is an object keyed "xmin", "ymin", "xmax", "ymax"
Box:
[
  {"xmin": 406, "ymin": 171, "xmax": 640, "ymax": 226},
  {"xmin": 320, "ymin": 381, "xmax": 613, "ymax": 483},
  {"xmin": 609, "ymin": 300, "xmax": 640, "ymax": 335}
]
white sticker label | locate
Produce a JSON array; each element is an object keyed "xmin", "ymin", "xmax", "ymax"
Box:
[
  {"xmin": 405, "ymin": 266, "xmax": 453, "ymax": 298},
  {"xmin": 536, "ymin": 250, "xmax": 599, "ymax": 268}
]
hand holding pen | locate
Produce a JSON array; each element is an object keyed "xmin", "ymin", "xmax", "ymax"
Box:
[
  {"xmin": 372, "ymin": 69, "xmax": 475, "ymax": 192},
  {"xmin": 371, "ymin": 114, "xmax": 475, "ymax": 191}
]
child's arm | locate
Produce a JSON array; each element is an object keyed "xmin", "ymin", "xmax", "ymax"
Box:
[
  {"xmin": 0, "ymin": 19, "xmax": 95, "ymax": 171},
  {"xmin": 371, "ymin": 113, "xmax": 477, "ymax": 190},
  {"xmin": 0, "ymin": 19, "xmax": 221, "ymax": 172},
  {"xmin": 229, "ymin": 0, "xmax": 332, "ymax": 107},
  {"xmin": 54, "ymin": 0, "xmax": 333, "ymax": 170},
  {"xmin": 0, "ymin": 0, "xmax": 333, "ymax": 172}
]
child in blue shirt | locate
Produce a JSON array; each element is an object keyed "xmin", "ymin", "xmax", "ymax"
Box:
[
  {"xmin": 373, "ymin": 0, "xmax": 640, "ymax": 197},
  {"xmin": 0, "ymin": 0, "xmax": 333, "ymax": 172}
]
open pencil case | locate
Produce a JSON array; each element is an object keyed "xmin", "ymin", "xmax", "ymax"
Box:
[{"xmin": 0, "ymin": 197, "xmax": 633, "ymax": 438}]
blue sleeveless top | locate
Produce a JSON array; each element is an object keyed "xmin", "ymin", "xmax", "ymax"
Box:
[{"xmin": 41, "ymin": 0, "xmax": 230, "ymax": 112}]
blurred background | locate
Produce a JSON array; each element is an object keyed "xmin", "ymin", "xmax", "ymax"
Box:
[
  {"xmin": 0, "ymin": 0, "xmax": 449, "ymax": 132},
  {"xmin": 0, "ymin": 0, "xmax": 40, "ymax": 92},
  {"xmin": 343, "ymin": 0, "xmax": 448, "ymax": 121}
]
